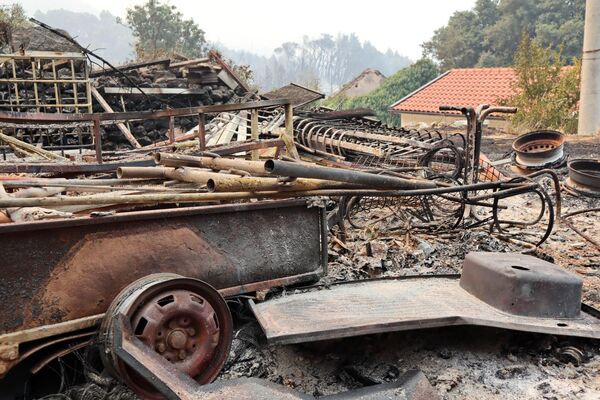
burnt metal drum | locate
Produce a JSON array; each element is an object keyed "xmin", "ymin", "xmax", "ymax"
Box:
[{"xmin": 0, "ymin": 199, "xmax": 327, "ymax": 339}]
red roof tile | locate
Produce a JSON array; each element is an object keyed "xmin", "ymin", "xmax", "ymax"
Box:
[{"xmin": 391, "ymin": 68, "xmax": 517, "ymax": 114}]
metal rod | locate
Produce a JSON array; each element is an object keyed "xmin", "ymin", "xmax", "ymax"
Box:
[
  {"xmin": 92, "ymin": 118, "xmax": 102, "ymax": 163},
  {"xmin": 198, "ymin": 113, "xmax": 206, "ymax": 150},
  {"xmin": 251, "ymin": 108, "xmax": 259, "ymax": 160},
  {"xmin": 0, "ymin": 179, "xmax": 531, "ymax": 208}
]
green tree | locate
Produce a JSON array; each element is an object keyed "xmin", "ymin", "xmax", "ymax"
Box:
[
  {"xmin": 119, "ymin": 0, "xmax": 207, "ymax": 60},
  {"xmin": 504, "ymin": 35, "xmax": 580, "ymax": 134},
  {"xmin": 422, "ymin": 0, "xmax": 584, "ymax": 70},
  {"xmin": 324, "ymin": 59, "xmax": 440, "ymax": 126},
  {"xmin": 423, "ymin": 0, "xmax": 499, "ymax": 70},
  {"xmin": 0, "ymin": 3, "xmax": 29, "ymax": 49}
]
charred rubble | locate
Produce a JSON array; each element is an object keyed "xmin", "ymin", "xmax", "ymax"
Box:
[{"xmin": 0, "ymin": 19, "xmax": 599, "ymax": 400}]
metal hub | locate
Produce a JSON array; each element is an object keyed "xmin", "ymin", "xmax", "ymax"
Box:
[
  {"xmin": 131, "ymin": 288, "xmax": 221, "ymax": 375},
  {"xmin": 101, "ymin": 274, "xmax": 233, "ymax": 399}
]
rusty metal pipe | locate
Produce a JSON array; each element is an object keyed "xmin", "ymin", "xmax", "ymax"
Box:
[
  {"xmin": 123, "ymin": 164, "xmax": 364, "ymax": 192},
  {"xmin": 154, "ymin": 153, "xmax": 267, "ymax": 176},
  {"xmin": 264, "ymin": 159, "xmax": 436, "ymax": 190},
  {"xmin": 0, "ymin": 180, "xmax": 521, "ymax": 208},
  {"xmin": 207, "ymin": 176, "xmax": 364, "ymax": 193},
  {"xmin": 117, "ymin": 166, "xmax": 175, "ymax": 180},
  {"xmin": 168, "ymin": 167, "xmax": 243, "ymax": 186},
  {"xmin": 119, "ymin": 165, "xmax": 255, "ymax": 188}
]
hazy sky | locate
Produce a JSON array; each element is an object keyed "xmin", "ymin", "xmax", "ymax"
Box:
[{"xmin": 20, "ymin": 0, "xmax": 476, "ymax": 59}]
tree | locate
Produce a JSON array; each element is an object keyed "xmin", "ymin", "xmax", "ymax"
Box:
[
  {"xmin": 226, "ymin": 33, "xmax": 411, "ymax": 92},
  {"xmin": 119, "ymin": 0, "xmax": 207, "ymax": 60},
  {"xmin": 422, "ymin": 10, "xmax": 485, "ymax": 70},
  {"xmin": 504, "ymin": 35, "xmax": 580, "ymax": 134},
  {"xmin": 0, "ymin": 3, "xmax": 29, "ymax": 49},
  {"xmin": 423, "ymin": 0, "xmax": 499, "ymax": 70},
  {"xmin": 422, "ymin": 0, "xmax": 585, "ymax": 70}
]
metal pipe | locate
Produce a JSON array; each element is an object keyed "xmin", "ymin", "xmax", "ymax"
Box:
[
  {"xmin": 467, "ymin": 184, "xmax": 538, "ymax": 202},
  {"xmin": 0, "ymin": 180, "xmax": 525, "ymax": 208},
  {"xmin": 117, "ymin": 166, "xmax": 175, "ymax": 180},
  {"xmin": 154, "ymin": 153, "xmax": 267, "ymax": 176},
  {"xmin": 126, "ymin": 162, "xmax": 366, "ymax": 192},
  {"xmin": 119, "ymin": 165, "xmax": 242, "ymax": 187},
  {"xmin": 171, "ymin": 167, "xmax": 251, "ymax": 186},
  {"xmin": 0, "ymin": 180, "xmax": 188, "ymax": 193},
  {"xmin": 207, "ymin": 176, "xmax": 363, "ymax": 193},
  {"xmin": 264, "ymin": 159, "xmax": 436, "ymax": 190}
]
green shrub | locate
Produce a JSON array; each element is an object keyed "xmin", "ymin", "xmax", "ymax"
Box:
[{"xmin": 505, "ymin": 35, "xmax": 580, "ymax": 134}]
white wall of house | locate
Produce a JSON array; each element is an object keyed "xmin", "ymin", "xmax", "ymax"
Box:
[{"xmin": 398, "ymin": 112, "xmax": 510, "ymax": 129}]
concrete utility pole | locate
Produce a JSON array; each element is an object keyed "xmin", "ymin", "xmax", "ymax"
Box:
[{"xmin": 578, "ymin": 0, "xmax": 600, "ymax": 135}]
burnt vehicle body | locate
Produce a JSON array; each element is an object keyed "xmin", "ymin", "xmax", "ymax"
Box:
[{"xmin": 0, "ymin": 199, "xmax": 326, "ymax": 380}]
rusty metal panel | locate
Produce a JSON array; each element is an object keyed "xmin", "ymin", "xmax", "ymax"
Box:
[
  {"xmin": 250, "ymin": 276, "xmax": 600, "ymax": 345},
  {"xmin": 0, "ymin": 199, "xmax": 325, "ymax": 336}
]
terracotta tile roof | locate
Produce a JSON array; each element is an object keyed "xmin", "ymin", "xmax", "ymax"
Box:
[{"xmin": 390, "ymin": 68, "xmax": 518, "ymax": 114}]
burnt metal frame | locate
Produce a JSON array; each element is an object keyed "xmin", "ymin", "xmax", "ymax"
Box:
[
  {"xmin": 0, "ymin": 99, "xmax": 292, "ymax": 163},
  {"xmin": 438, "ymin": 104, "xmax": 517, "ymax": 184},
  {"xmin": 0, "ymin": 51, "xmax": 94, "ymax": 157},
  {"xmin": 0, "ymin": 51, "xmax": 92, "ymax": 113}
]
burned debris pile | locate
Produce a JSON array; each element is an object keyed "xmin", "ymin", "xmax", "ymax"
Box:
[
  {"xmin": 0, "ymin": 22, "xmax": 600, "ymax": 400},
  {"xmin": 91, "ymin": 54, "xmax": 244, "ymax": 148}
]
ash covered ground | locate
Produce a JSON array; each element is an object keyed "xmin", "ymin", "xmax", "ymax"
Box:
[
  {"xmin": 43, "ymin": 134, "xmax": 600, "ymax": 400},
  {"xmin": 217, "ymin": 133, "xmax": 600, "ymax": 400}
]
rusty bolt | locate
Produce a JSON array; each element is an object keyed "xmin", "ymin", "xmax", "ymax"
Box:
[
  {"xmin": 156, "ymin": 342, "xmax": 166, "ymax": 353},
  {"xmin": 178, "ymin": 350, "xmax": 187, "ymax": 360},
  {"xmin": 186, "ymin": 327, "xmax": 196, "ymax": 336},
  {"xmin": 167, "ymin": 329, "xmax": 187, "ymax": 350}
]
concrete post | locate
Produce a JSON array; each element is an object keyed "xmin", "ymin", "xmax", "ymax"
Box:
[{"xmin": 578, "ymin": 0, "xmax": 600, "ymax": 135}]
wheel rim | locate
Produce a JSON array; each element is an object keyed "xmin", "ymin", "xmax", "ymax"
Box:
[{"xmin": 101, "ymin": 274, "xmax": 233, "ymax": 399}]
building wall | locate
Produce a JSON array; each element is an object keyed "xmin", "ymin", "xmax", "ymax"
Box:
[
  {"xmin": 339, "ymin": 71, "xmax": 386, "ymax": 98},
  {"xmin": 399, "ymin": 112, "xmax": 509, "ymax": 130}
]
